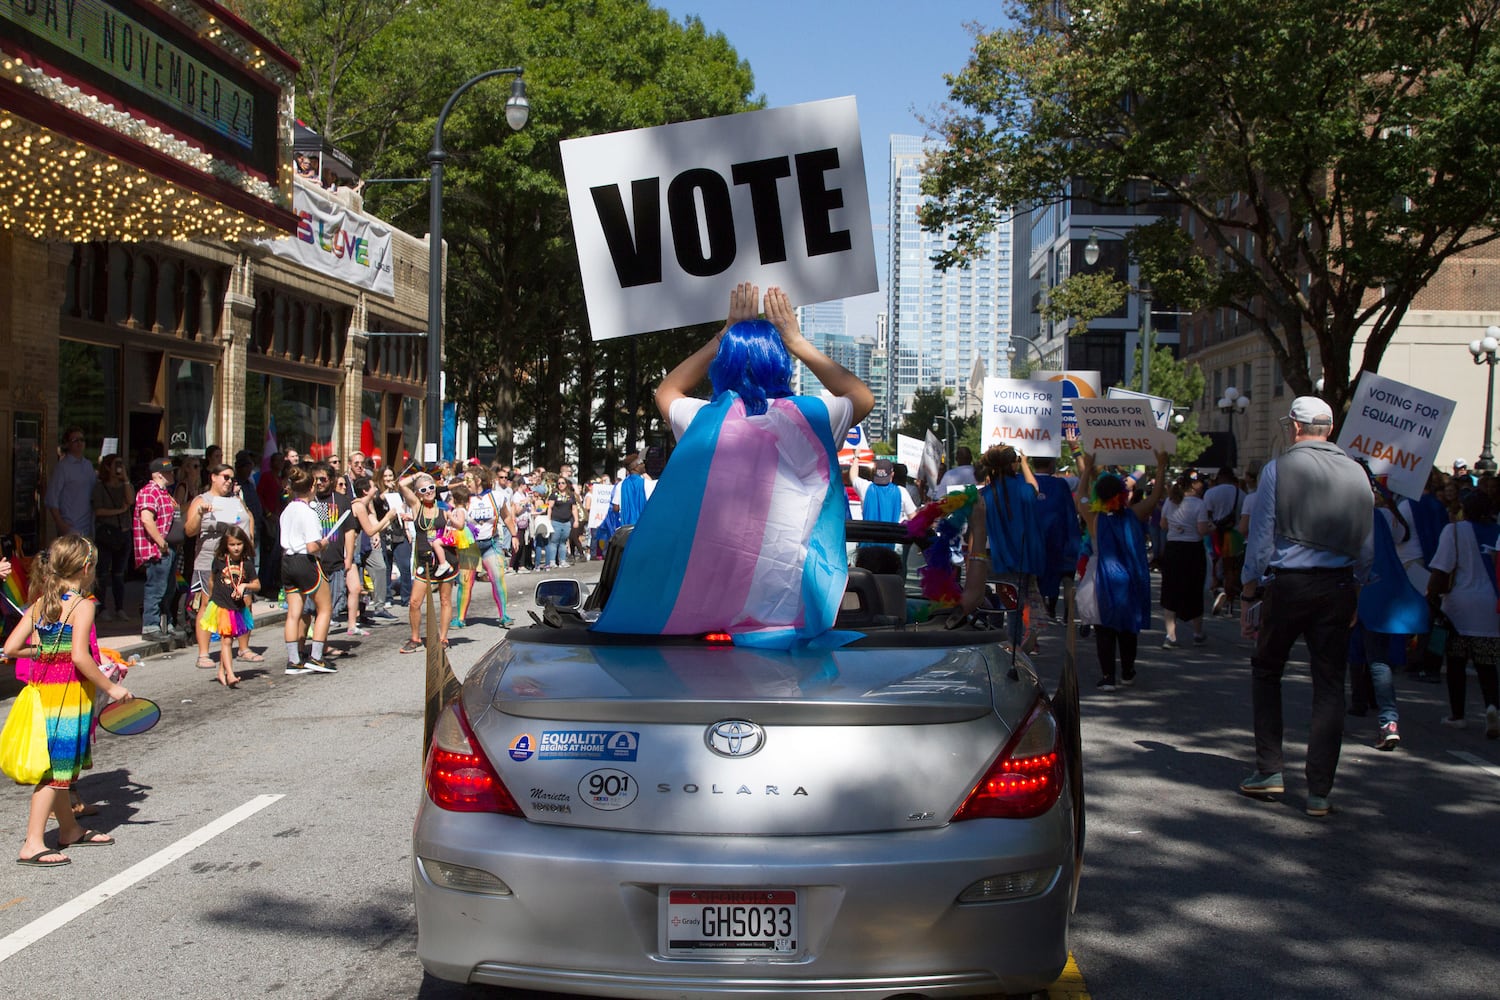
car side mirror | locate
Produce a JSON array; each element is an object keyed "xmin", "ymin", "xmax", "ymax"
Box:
[{"xmin": 535, "ymin": 579, "xmax": 581, "ymax": 611}]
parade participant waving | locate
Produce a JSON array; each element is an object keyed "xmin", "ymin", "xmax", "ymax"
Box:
[{"xmin": 592, "ymin": 283, "xmax": 873, "ymax": 641}]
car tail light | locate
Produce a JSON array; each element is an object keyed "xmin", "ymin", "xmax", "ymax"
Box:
[
  {"xmin": 424, "ymin": 702, "xmax": 523, "ymax": 815},
  {"xmin": 951, "ymin": 701, "xmax": 1064, "ymax": 821},
  {"xmin": 702, "ymin": 632, "xmax": 734, "ymax": 644}
]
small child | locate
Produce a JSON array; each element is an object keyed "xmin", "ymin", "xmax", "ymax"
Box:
[{"xmin": 196, "ymin": 525, "xmax": 259, "ymax": 688}]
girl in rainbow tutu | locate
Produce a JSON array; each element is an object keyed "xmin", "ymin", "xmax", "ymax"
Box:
[
  {"xmin": 196, "ymin": 525, "xmax": 260, "ymax": 688},
  {"xmin": 3, "ymin": 535, "xmax": 133, "ymax": 866}
]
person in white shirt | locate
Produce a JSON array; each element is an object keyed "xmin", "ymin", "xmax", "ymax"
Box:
[
  {"xmin": 1200, "ymin": 466, "xmax": 1246, "ymax": 614},
  {"xmin": 1161, "ymin": 474, "xmax": 1211, "ymax": 646},
  {"xmin": 850, "ymin": 456, "xmax": 917, "ymax": 524},
  {"xmin": 938, "ymin": 447, "xmax": 976, "ymax": 491}
]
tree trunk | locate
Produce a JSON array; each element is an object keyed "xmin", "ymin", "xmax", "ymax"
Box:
[{"xmin": 576, "ymin": 332, "xmax": 595, "ymax": 476}]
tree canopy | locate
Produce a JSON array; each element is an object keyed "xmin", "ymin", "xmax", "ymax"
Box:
[
  {"xmin": 921, "ymin": 0, "xmax": 1500, "ymax": 417},
  {"xmin": 235, "ymin": 0, "xmax": 760, "ymax": 470}
]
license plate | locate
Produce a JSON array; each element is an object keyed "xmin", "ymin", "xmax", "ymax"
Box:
[{"xmin": 663, "ymin": 888, "xmax": 799, "ymax": 957}]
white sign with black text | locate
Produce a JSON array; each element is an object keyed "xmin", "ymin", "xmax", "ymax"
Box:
[
  {"xmin": 1073, "ymin": 398, "xmax": 1175, "ymax": 466},
  {"xmin": 981, "ymin": 378, "xmax": 1062, "ymax": 457},
  {"xmin": 1335, "ymin": 372, "xmax": 1455, "ymax": 498},
  {"xmin": 561, "ymin": 98, "xmax": 878, "ymax": 342}
]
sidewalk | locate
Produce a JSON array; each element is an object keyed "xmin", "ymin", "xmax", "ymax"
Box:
[{"xmin": 87, "ymin": 578, "xmax": 289, "ymax": 662}]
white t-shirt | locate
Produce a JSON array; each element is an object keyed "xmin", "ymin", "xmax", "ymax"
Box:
[
  {"xmin": 468, "ymin": 492, "xmax": 498, "ymax": 541},
  {"xmin": 1201, "ymin": 483, "xmax": 1244, "ymax": 528},
  {"xmin": 279, "ymin": 500, "xmax": 323, "ymax": 556},
  {"xmin": 1430, "ymin": 520, "xmax": 1500, "ymax": 637},
  {"xmin": 669, "ymin": 392, "xmax": 855, "ymax": 449},
  {"xmin": 1239, "ymin": 489, "xmax": 1259, "ymax": 532},
  {"xmin": 1163, "ymin": 495, "xmax": 1207, "ymax": 542},
  {"xmin": 1386, "ymin": 503, "xmax": 1430, "ymax": 594},
  {"xmin": 939, "ymin": 465, "xmax": 977, "ymax": 489}
]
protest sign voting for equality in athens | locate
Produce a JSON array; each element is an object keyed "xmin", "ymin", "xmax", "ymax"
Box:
[
  {"xmin": 560, "ymin": 98, "xmax": 879, "ymax": 341},
  {"xmin": 1336, "ymin": 371, "xmax": 1455, "ymax": 499},
  {"xmin": 1072, "ymin": 397, "xmax": 1176, "ymax": 465},
  {"xmin": 981, "ymin": 378, "xmax": 1063, "ymax": 457},
  {"xmin": 1106, "ymin": 386, "xmax": 1175, "ymax": 430}
]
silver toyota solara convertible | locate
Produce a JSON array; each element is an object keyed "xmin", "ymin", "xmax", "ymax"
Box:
[{"xmin": 413, "ymin": 523, "xmax": 1083, "ymax": 999}]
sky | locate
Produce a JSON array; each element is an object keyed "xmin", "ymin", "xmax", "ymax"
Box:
[{"xmin": 654, "ymin": 1, "xmax": 996, "ymax": 340}]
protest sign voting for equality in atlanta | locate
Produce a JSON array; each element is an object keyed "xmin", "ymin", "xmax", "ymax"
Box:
[
  {"xmin": 560, "ymin": 98, "xmax": 879, "ymax": 342},
  {"xmin": 1335, "ymin": 371, "xmax": 1455, "ymax": 499},
  {"xmin": 981, "ymin": 378, "xmax": 1063, "ymax": 458},
  {"xmin": 1072, "ymin": 398, "xmax": 1176, "ymax": 466}
]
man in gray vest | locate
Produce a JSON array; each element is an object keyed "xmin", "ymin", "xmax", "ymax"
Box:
[{"xmin": 1238, "ymin": 396, "xmax": 1374, "ymax": 817}]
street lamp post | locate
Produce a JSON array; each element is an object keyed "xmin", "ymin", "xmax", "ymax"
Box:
[
  {"xmin": 1218, "ymin": 386, "xmax": 1250, "ymax": 468},
  {"xmin": 1469, "ymin": 327, "xmax": 1500, "ymax": 473},
  {"xmin": 1084, "ymin": 229, "xmax": 1155, "ymax": 394},
  {"xmin": 426, "ymin": 69, "xmax": 529, "ymax": 461}
]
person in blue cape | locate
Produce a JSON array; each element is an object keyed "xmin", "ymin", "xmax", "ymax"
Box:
[
  {"xmin": 979, "ymin": 445, "xmax": 1044, "ymax": 649},
  {"xmin": 592, "ymin": 283, "xmax": 874, "ymax": 644},
  {"xmin": 1348, "ymin": 482, "xmax": 1427, "ymax": 751},
  {"xmin": 615, "ymin": 458, "xmax": 649, "ymax": 528},
  {"xmin": 1027, "ymin": 454, "xmax": 1082, "ymax": 624},
  {"xmin": 1074, "ymin": 437, "xmax": 1170, "ymax": 689}
]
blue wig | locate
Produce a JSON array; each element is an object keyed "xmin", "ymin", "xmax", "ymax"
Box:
[{"xmin": 709, "ymin": 319, "xmax": 793, "ymax": 416}]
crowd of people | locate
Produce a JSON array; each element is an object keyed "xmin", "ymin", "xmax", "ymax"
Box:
[
  {"xmin": 33, "ymin": 431, "xmax": 660, "ymax": 678},
  {"xmin": 12, "ymin": 285, "xmax": 1500, "ymax": 862}
]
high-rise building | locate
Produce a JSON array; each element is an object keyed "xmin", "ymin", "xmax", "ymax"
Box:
[
  {"xmin": 792, "ymin": 301, "xmax": 850, "ymax": 396},
  {"xmin": 887, "ymin": 135, "xmax": 1013, "ymax": 441}
]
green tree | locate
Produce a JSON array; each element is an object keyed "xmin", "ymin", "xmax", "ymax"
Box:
[
  {"xmin": 1122, "ymin": 347, "xmax": 1210, "ymax": 467},
  {"xmin": 247, "ymin": 0, "xmax": 759, "ymax": 469},
  {"xmin": 921, "ymin": 0, "xmax": 1500, "ymax": 418}
]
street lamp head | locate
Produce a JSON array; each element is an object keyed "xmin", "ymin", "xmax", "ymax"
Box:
[
  {"xmin": 1083, "ymin": 229, "xmax": 1101, "ymax": 266},
  {"xmin": 1484, "ymin": 335, "xmax": 1500, "ymax": 355},
  {"xmin": 505, "ymin": 76, "xmax": 531, "ymax": 131},
  {"xmin": 1216, "ymin": 397, "xmax": 1230, "ymax": 410},
  {"xmin": 1236, "ymin": 395, "xmax": 1250, "ymax": 412},
  {"xmin": 1224, "ymin": 386, "xmax": 1240, "ymax": 402},
  {"xmin": 1470, "ymin": 339, "xmax": 1484, "ymax": 357}
]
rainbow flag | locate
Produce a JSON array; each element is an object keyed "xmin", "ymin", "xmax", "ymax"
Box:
[{"xmin": 2, "ymin": 537, "xmax": 33, "ymax": 616}]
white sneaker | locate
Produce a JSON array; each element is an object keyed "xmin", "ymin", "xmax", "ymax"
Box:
[
  {"xmin": 1440, "ymin": 715, "xmax": 1466, "ymax": 729},
  {"xmin": 1486, "ymin": 705, "xmax": 1499, "ymax": 740},
  {"xmin": 284, "ymin": 664, "xmax": 311, "ymax": 676}
]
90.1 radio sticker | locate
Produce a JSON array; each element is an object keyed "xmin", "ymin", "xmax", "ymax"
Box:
[{"xmin": 580, "ymin": 768, "xmax": 638, "ymax": 811}]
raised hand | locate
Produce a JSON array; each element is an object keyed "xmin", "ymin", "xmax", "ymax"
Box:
[
  {"xmin": 726, "ymin": 281, "xmax": 760, "ymax": 326},
  {"xmin": 762, "ymin": 287, "xmax": 805, "ymax": 352}
]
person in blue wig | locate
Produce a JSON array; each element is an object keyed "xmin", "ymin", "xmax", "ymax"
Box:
[
  {"xmin": 1074, "ymin": 436, "xmax": 1170, "ymax": 689},
  {"xmin": 591, "ymin": 283, "xmax": 873, "ymax": 640}
]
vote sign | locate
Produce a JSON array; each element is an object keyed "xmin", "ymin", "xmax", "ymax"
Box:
[
  {"xmin": 981, "ymin": 378, "xmax": 1062, "ymax": 457},
  {"xmin": 1073, "ymin": 398, "xmax": 1174, "ymax": 465},
  {"xmin": 561, "ymin": 98, "xmax": 878, "ymax": 342},
  {"xmin": 1336, "ymin": 372, "xmax": 1455, "ymax": 498}
]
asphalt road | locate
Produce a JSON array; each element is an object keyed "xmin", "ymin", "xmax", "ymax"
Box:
[{"xmin": 0, "ymin": 565, "xmax": 1496, "ymax": 999}]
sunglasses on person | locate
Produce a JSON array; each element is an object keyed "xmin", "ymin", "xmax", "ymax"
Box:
[
  {"xmin": 417, "ymin": 485, "xmax": 437, "ymax": 495},
  {"xmin": 313, "ymin": 476, "xmax": 330, "ymax": 484}
]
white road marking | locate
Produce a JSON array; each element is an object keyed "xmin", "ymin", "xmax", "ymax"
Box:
[
  {"xmin": 0, "ymin": 793, "xmax": 283, "ymax": 963},
  {"xmin": 1448, "ymin": 750, "xmax": 1500, "ymax": 781}
]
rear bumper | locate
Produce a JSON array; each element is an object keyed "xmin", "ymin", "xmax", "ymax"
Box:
[{"xmin": 413, "ymin": 799, "xmax": 1074, "ymax": 999}]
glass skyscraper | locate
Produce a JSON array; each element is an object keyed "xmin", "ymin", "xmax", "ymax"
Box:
[{"xmin": 886, "ymin": 134, "xmax": 1013, "ymax": 437}]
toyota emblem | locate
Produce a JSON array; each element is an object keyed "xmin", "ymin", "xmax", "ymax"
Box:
[{"xmin": 705, "ymin": 720, "xmax": 765, "ymax": 758}]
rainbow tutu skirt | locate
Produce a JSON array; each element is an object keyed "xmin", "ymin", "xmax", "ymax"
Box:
[{"xmin": 197, "ymin": 601, "xmax": 254, "ymax": 638}]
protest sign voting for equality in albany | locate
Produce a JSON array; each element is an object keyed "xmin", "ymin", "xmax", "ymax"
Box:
[
  {"xmin": 560, "ymin": 98, "xmax": 879, "ymax": 342},
  {"xmin": 980, "ymin": 378, "xmax": 1063, "ymax": 457},
  {"xmin": 1335, "ymin": 371, "xmax": 1455, "ymax": 499},
  {"xmin": 1072, "ymin": 398, "xmax": 1175, "ymax": 465}
]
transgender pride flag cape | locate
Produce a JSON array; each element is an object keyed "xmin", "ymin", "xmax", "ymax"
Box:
[{"xmin": 592, "ymin": 392, "xmax": 850, "ymax": 646}]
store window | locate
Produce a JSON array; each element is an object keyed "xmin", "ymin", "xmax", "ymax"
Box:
[
  {"xmin": 402, "ymin": 395, "xmax": 422, "ymax": 463},
  {"xmin": 243, "ymin": 373, "xmax": 336, "ymax": 462},
  {"xmin": 167, "ymin": 359, "xmax": 215, "ymax": 456},
  {"xmin": 58, "ymin": 340, "xmax": 121, "ymax": 464}
]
